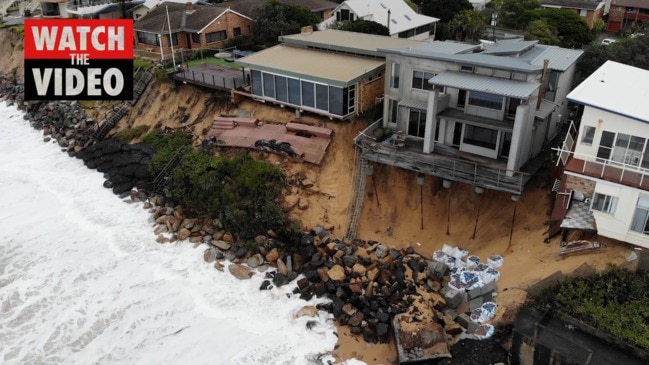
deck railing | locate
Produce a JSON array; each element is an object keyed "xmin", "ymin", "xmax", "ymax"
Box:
[
  {"xmin": 354, "ymin": 121, "xmax": 530, "ymax": 194},
  {"xmin": 173, "ymin": 69, "xmax": 244, "ymax": 91}
]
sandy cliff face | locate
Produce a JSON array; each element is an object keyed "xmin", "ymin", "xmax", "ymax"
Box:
[{"xmin": 0, "ymin": 28, "xmax": 25, "ymax": 80}]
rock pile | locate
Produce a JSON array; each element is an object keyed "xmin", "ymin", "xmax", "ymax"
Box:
[{"xmin": 77, "ymin": 139, "xmax": 154, "ymax": 194}]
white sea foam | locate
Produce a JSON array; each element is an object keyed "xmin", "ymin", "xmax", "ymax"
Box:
[{"xmin": 0, "ymin": 101, "xmax": 355, "ymax": 365}]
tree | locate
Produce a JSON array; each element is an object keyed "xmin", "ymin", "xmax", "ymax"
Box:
[
  {"xmin": 526, "ymin": 8, "xmax": 594, "ymax": 49},
  {"xmin": 525, "ymin": 19, "xmax": 560, "ymax": 45},
  {"xmin": 490, "ymin": 0, "xmax": 540, "ymax": 30},
  {"xmin": 575, "ymin": 35, "xmax": 649, "ymax": 86},
  {"xmin": 331, "ymin": 19, "xmax": 390, "ymax": 36},
  {"xmin": 252, "ymin": 0, "xmax": 320, "ymax": 47},
  {"xmin": 448, "ymin": 10, "xmax": 486, "ymax": 43},
  {"xmin": 420, "ymin": 0, "xmax": 472, "ymax": 23}
]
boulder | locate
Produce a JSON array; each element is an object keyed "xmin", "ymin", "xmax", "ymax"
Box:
[
  {"xmin": 228, "ymin": 264, "xmax": 254, "ymax": 280},
  {"xmin": 176, "ymin": 228, "xmax": 191, "ymax": 241},
  {"xmin": 283, "ymin": 195, "xmax": 298, "ymax": 211},
  {"xmin": 352, "ymin": 263, "xmax": 366, "ymax": 276},
  {"xmin": 214, "ymin": 261, "xmax": 224, "ymax": 271},
  {"xmin": 247, "ymin": 253, "xmax": 265, "ymax": 268},
  {"xmin": 328, "ymin": 264, "xmax": 346, "ymax": 282},
  {"xmin": 266, "ymin": 248, "xmax": 280, "ymax": 262},
  {"xmin": 317, "ymin": 267, "xmax": 330, "ymax": 282},
  {"xmin": 295, "ymin": 305, "xmax": 318, "ymax": 318},
  {"xmin": 212, "ymin": 240, "xmax": 232, "ymax": 251},
  {"xmin": 222, "ymin": 232, "xmax": 235, "ymax": 243},
  {"xmin": 203, "ymin": 248, "xmax": 217, "ymax": 263},
  {"xmin": 276, "ymin": 258, "xmax": 289, "ymax": 276}
]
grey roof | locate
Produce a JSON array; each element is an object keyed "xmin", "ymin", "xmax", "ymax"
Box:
[
  {"xmin": 279, "ymin": 30, "xmax": 425, "ymax": 58},
  {"xmin": 226, "ymin": 0, "xmax": 337, "ymax": 17},
  {"xmin": 410, "ymin": 41, "xmax": 481, "ymax": 54},
  {"xmin": 541, "ymin": 0, "xmax": 602, "ymax": 10},
  {"xmin": 135, "ymin": 2, "xmax": 230, "ymax": 33},
  {"xmin": 481, "ymin": 39, "xmax": 538, "ymax": 55},
  {"xmin": 612, "ymin": 0, "xmax": 649, "ymax": 8},
  {"xmin": 529, "ymin": 46, "xmax": 584, "ymax": 72},
  {"xmin": 399, "ymin": 99, "xmax": 427, "ymax": 110},
  {"xmin": 535, "ymin": 100, "xmax": 558, "ymax": 119},
  {"xmin": 430, "ymin": 71, "xmax": 540, "ymax": 99}
]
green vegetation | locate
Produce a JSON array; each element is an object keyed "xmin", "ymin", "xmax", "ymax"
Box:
[
  {"xmin": 143, "ymin": 131, "xmax": 290, "ymax": 239},
  {"xmin": 534, "ymin": 266, "xmax": 649, "ymax": 351},
  {"xmin": 10, "ymin": 25, "xmax": 24, "ymax": 36},
  {"xmin": 133, "ymin": 58, "xmax": 153, "ymax": 71},
  {"xmin": 576, "ymin": 34, "xmax": 649, "ymax": 86},
  {"xmin": 448, "ymin": 9, "xmax": 486, "ymax": 43},
  {"xmin": 331, "ymin": 19, "xmax": 390, "ymax": 36},
  {"xmin": 419, "ymin": 0, "xmax": 473, "ymax": 23},
  {"xmin": 185, "ymin": 57, "xmax": 241, "ymax": 69},
  {"xmin": 523, "ymin": 8, "xmax": 594, "ymax": 48},
  {"xmin": 79, "ymin": 100, "xmax": 97, "ymax": 108},
  {"xmin": 252, "ymin": 0, "xmax": 320, "ymax": 47},
  {"xmin": 114, "ymin": 125, "xmax": 149, "ymax": 142}
]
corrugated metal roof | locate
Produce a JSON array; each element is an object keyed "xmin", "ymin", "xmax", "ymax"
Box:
[
  {"xmin": 567, "ymin": 60, "xmax": 649, "ymax": 124},
  {"xmin": 398, "ymin": 99, "xmax": 427, "ymax": 110},
  {"xmin": 530, "ymin": 46, "xmax": 584, "ymax": 71},
  {"xmin": 410, "ymin": 41, "xmax": 481, "ymax": 54},
  {"xmin": 279, "ymin": 30, "xmax": 425, "ymax": 58},
  {"xmin": 430, "ymin": 71, "xmax": 540, "ymax": 99},
  {"xmin": 236, "ymin": 45, "xmax": 384, "ymax": 87},
  {"xmin": 535, "ymin": 99, "xmax": 558, "ymax": 119},
  {"xmin": 481, "ymin": 39, "xmax": 538, "ymax": 55}
]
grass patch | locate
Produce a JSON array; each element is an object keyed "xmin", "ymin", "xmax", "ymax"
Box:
[
  {"xmin": 185, "ymin": 57, "xmax": 242, "ymax": 69},
  {"xmin": 114, "ymin": 125, "xmax": 149, "ymax": 142},
  {"xmin": 133, "ymin": 58, "xmax": 153, "ymax": 71},
  {"xmin": 80, "ymin": 100, "xmax": 97, "ymax": 108},
  {"xmin": 534, "ymin": 266, "xmax": 649, "ymax": 351},
  {"xmin": 10, "ymin": 25, "xmax": 24, "ymax": 36}
]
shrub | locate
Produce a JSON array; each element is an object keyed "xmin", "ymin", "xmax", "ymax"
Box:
[
  {"xmin": 114, "ymin": 125, "xmax": 149, "ymax": 142},
  {"xmin": 143, "ymin": 130, "xmax": 193, "ymax": 176}
]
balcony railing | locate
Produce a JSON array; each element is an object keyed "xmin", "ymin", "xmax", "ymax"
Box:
[{"xmin": 354, "ymin": 121, "xmax": 531, "ymax": 195}]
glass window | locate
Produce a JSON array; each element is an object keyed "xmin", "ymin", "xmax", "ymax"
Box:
[
  {"xmin": 234, "ymin": 27, "xmax": 241, "ymax": 36},
  {"xmin": 137, "ymin": 32, "xmax": 158, "ymax": 46},
  {"xmin": 263, "ymin": 73, "xmax": 275, "ymax": 98},
  {"xmin": 251, "ymin": 70, "xmax": 262, "ymax": 96},
  {"xmin": 631, "ymin": 196, "xmax": 649, "ymax": 234},
  {"xmin": 316, "ymin": 84, "xmax": 328, "ymax": 111},
  {"xmin": 463, "ymin": 125, "xmax": 498, "ymax": 150},
  {"xmin": 412, "ymin": 70, "xmax": 437, "ymax": 91},
  {"xmin": 596, "ymin": 130, "xmax": 615, "ymax": 161},
  {"xmin": 581, "ymin": 126, "xmax": 596, "ymax": 145},
  {"xmin": 506, "ymin": 98, "xmax": 523, "ymax": 119},
  {"xmin": 390, "ymin": 63, "xmax": 400, "ymax": 89},
  {"xmin": 288, "ymin": 78, "xmax": 300, "ymax": 105},
  {"xmin": 347, "ymin": 85, "xmax": 356, "ymax": 113},
  {"xmin": 457, "ymin": 90, "xmax": 466, "ymax": 108},
  {"xmin": 468, "ymin": 91, "xmax": 504, "ymax": 110},
  {"xmin": 301, "ymin": 81, "xmax": 315, "ymax": 107},
  {"xmin": 388, "ymin": 99, "xmax": 398, "ymax": 124},
  {"xmin": 407, "ymin": 109, "xmax": 426, "ymax": 138},
  {"xmin": 592, "ymin": 193, "xmax": 617, "ymax": 214},
  {"xmin": 205, "ymin": 30, "xmax": 227, "ymax": 43},
  {"xmin": 329, "ymin": 87, "xmax": 344, "ymax": 116},
  {"xmin": 191, "ymin": 33, "xmax": 200, "ymax": 43},
  {"xmin": 275, "ymin": 76, "xmax": 288, "ymax": 102}
]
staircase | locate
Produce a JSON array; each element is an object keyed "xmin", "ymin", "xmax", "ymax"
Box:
[
  {"xmin": 345, "ymin": 154, "xmax": 368, "ymax": 241},
  {"xmin": 130, "ymin": 68, "xmax": 153, "ymax": 106},
  {"xmin": 152, "ymin": 147, "xmax": 186, "ymax": 195},
  {"xmin": 93, "ymin": 104, "xmax": 128, "ymax": 140}
]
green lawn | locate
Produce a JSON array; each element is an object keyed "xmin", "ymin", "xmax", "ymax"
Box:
[{"xmin": 185, "ymin": 57, "xmax": 242, "ymax": 69}]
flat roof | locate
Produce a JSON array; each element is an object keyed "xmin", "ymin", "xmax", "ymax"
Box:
[
  {"xmin": 236, "ymin": 45, "xmax": 384, "ymax": 87},
  {"xmin": 430, "ymin": 71, "xmax": 540, "ymax": 99},
  {"xmin": 279, "ymin": 30, "xmax": 425, "ymax": 58},
  {"xmin": 567, "ymin": 61, "xmax": 649, "ymax": 123}
]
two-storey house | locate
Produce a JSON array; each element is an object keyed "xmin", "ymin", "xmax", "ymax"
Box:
[
  {"xmin": 554, "ymin": 61, "xmax": 649, "ymax": 248},
  {"xmin": 356, "ymin": 38, "xmax": 583, "ymax": 195}
]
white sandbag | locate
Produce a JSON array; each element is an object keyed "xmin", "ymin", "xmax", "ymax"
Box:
[{"xmin": 487, "ymin": 254, "xmax": 504, "ymax": 268}]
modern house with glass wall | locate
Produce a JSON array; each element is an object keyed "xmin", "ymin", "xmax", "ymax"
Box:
[
  {"xmin": 355, "ymin": 38, "xmax": 582, "ymax": 195},
  {"xmin": 235, "ymin": 30, "xmax": 423, "ymax": 120},
  {"xmin": 554, "ymin": 61, "xmax": 649, "ymax": 248}
]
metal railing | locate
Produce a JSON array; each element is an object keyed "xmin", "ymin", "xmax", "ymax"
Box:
[
  {"xmin": 355, "ymin": 121, "xmax": 530, "ymax": 194},
  {"xmin": 173, "ymin": 69, "xmax": 243, "ymax": 91},
  {"xmin": 557, "ymin": 120, "xmax": 577, "ymax": 167}
]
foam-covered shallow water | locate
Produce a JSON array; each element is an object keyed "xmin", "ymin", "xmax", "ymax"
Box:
[{"xmin": 0, "ymin": 101, "xmax": 343, "ymax": 364}]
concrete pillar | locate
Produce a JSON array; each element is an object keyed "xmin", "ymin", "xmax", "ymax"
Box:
[
  {"xmin": 507, "ymin": 103, "xmax": 529, "ymax": 176},
  {"xmin": 423, "ymin": 90, "xmax": 438, "ymax": 154}
]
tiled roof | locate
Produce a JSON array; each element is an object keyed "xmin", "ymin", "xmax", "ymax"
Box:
[
  {"xmin": 135, "ymin": 2, "xmax": 232, "ymax": 33},
  {"xmin": 541, "ymin": 0, "xmax": 603, "ymax": 10}
]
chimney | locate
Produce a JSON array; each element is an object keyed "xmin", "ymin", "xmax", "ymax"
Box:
[{"xmin": 387, "ymin": 9, "xmax": 391, "ymax": 31}]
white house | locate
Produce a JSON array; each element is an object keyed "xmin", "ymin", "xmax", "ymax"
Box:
[
  {"xmin": 469, "ymin": 0, "xmax": 491, "ymax": 11},
  {"xmin": 555, "ymin": 61, "xmax": 649, "ymax": 248},
  {"xmin": 356, "ymin": 38, "xmax": 583, "ymax": 195},
  {"xmin": 318, "ymin": 0, "xmax": 439, "ymax": 40}
]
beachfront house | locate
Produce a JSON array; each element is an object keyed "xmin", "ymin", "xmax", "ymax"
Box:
[
  {"xmin": 134, "ymin": 2, "xmax": 253, "ymax": 60},
  {"xmin": 317, "ymin": 0, "xmax": 439, "ymax": 40},
  {"xmin": 37, "ymin": 0, "xmax": 144, "ymax": 18},
  {"xmin": 540, "ymin": 0, "xmax": 605, "ymax": 30},
  {"xmin": 553, "ymin": 61, "xmax": 649, "ymax": 248},
  {"xmin": 355, "ymin": 38, "xmax": 583, "ymax": 195},
  {"xmin": 606, "ymin": 0, "xmax": 649, "ymax": 33},
  {"xmin": 234, "ymin": 29, "xmax": 424, "ymax": 120}
]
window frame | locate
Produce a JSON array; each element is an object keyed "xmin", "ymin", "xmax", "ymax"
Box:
[
  {"xmin": 581, "ymin": 126, "xmax": 596, "ymax": 145},
  {"xmin": 591, "ymin": 193, "xmax": 618, "ymax": 215},
  {"xmin": 467, "ymin": 91, "xmax": 504, "ymax": 111},
  {"xmin": 205, "ymin": 30, "xmax": 227, "ymax": 43},
  {"xmin": 390, "ymin": 63, "xmax": 400, "ymax": 89}
]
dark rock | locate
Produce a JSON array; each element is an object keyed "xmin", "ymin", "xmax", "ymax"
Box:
[
  {"xmin": 234, "ymin": 246, "xmax": 248, "ymax": 258},
  {"xmin": 259, "ymin": 280, "xmax": 272, "ymax": 290},
  {"xmin": 376, "ymin": 323, "xmax": 390, "ymax": 343},
  {"xmin": 103, "ymin": 180, "xmax": 113, "ymax": 189},
  {"xmin": 350, "ymin": 326, "xmax": 362, "ymax": 335},
  {"xmin": 272, "ymin": 272, "xmax": 289, "ymax": 287},
  {"xmin": 342, "ymin": 255, "xmax": 357, "ymax": 267},
  {"xmin": 362, "ymin": 328, "xmax": 375, "ymax": 343},
  {"xmin": 300, "ymin": 291, "xmax": 314, "ymax": 301}
]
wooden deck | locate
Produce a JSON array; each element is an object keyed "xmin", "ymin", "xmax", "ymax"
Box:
[{"xmin": 565, "ymin": 157, "xmax": 649, "ymax": 191}]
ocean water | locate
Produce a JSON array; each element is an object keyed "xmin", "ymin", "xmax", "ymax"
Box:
[{"xmin": 0, "ymin": 101, "xmax": 354, "ymax": 365}]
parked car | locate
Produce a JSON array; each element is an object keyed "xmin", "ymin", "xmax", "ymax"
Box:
[{"xmin": 601, "ymin": 38, "xmax": 617, "ymax": 45}]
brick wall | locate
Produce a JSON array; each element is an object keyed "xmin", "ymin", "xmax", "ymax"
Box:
[
  {"xmin": 357, "ymin": 69, "xmax": 385, "ymax": 114},
  {"xmin": 566, "ymin": 174, "xmax": 595, "ymax": 196}
]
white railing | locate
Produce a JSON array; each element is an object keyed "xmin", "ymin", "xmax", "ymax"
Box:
[
  {"xmin": 553, "ymin": 147, "xmax": 649, "ymax": 188},
  {"xmin": 557, "ymin": 120, "xmax": 577, "ymax": 167}
]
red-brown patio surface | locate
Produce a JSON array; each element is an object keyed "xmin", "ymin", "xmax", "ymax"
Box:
[
  {"xmin": 206, "ymin": 117, "xmax": 333, "ymax": 165},
  {"xmin": 565, "ymin": 157, "xmax": 649, "ymax": 191}
]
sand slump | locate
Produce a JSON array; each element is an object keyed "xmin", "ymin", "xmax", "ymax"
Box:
[{"xmin": 0, "ymin": 102, "xmax": 343, "ymax": 365}]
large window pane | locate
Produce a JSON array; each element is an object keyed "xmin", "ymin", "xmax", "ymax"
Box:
[
  {"xmin": 301, "ymin": 81, "xmax": 315, "ymax": 107},
  {"xmin": 592, "ymin": 193, "xmax": 617, "ymax": 214},
  {"xmin": 631, "ymin": 197, "xmax": 649, "ymax": 234},
  {"xmin": 581, "ymin": 126, "xmax": 595, "ymax": 145},
  {"xmin": 316, "ymin": 84, "xmax": 328, "ymax": 111},
  {"xmin": 263, "ymin": 73, "xmax": 275, "ymax": 98},
  {"xmin": 408, "ymin": 109, "xmax": 426, "ymax": 138},
  {"xmin": 468, "ymin": 91, "xmax": 504, "ymax": 110},
  {"xmin": 463, "ymin": 125, "xmax": 498, "ymax": 150},
  {"xmin": 390, "ymin": 63, "xmax": 400, "ymax": 89},
  {"xmin": 329, "ymin": 87, "xmax": 343, "ymax": 116},
  {"xmin": 251, "ymin": 70, "xmax": 262, "ymax": 96},
  {"xmin": 275, "ymin": 76, "xmax": 288, "ymax": 102},
  {"xmin": 288, "ymin": 78, "xmax": 300, "ymax": 105}
]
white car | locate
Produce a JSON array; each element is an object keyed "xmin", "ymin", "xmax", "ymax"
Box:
[{"xmin": 601, "ymin": 38, "xmax": 617, "ymax": 45}]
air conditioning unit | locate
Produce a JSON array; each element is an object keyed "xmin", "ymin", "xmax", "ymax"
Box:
[{"xmin": 375, "ymin": 95, "xmax": 385, "ymax": 104}]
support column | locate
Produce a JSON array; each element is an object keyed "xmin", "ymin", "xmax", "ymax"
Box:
[
  {"xmin": 423, "ymin": 90, "xmax": 438, "ymax": 154},
  {"xmin": 507, "ymin": 103, "xmax": 529, "ymax": 176}
]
